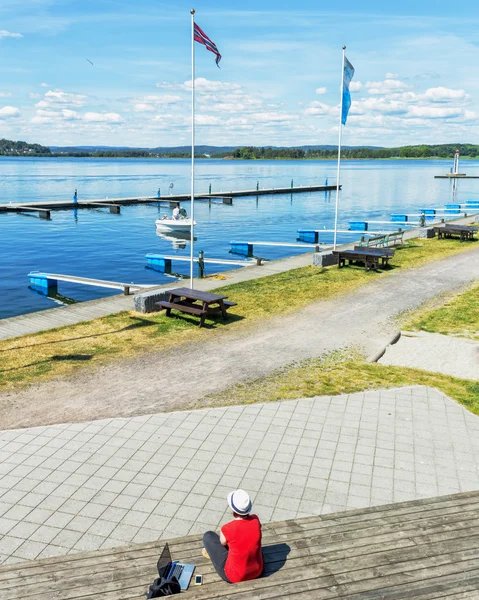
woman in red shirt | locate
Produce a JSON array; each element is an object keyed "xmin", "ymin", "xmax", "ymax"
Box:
[{"xmin": 202, "ymin": 489, "xmax": 263, "ymax": 583}]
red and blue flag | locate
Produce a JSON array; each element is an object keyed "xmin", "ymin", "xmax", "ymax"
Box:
[{"xmin": 194, "ymin": 23, "xmax": 221, "ymax": 67}]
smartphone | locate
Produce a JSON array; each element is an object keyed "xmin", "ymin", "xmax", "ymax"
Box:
[{"xmin": 195, "ymin": 575, "xmax": 203, "ymax": 586}]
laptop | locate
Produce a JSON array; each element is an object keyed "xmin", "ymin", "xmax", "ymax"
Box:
[{"xmin": 157, "ymin": 542, "xmax": 195, "ymax": 591}]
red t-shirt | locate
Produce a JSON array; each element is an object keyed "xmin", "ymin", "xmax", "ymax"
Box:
[{"xmin": 221, "ymin": 515, "xmax": 263, "ymax": 583}]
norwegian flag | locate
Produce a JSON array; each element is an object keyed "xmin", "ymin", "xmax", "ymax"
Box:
[{"xmin": 194, "ymin": 23, "xmax": 221, "ymax": 67}]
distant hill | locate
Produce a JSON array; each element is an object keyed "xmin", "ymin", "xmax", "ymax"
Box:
[{"xmin": 50, "ymin": 144, "xmax": 381, "ymax": 153}]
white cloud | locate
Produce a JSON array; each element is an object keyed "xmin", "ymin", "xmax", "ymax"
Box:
[
  {"xmin": 83, "ymin": 112, "xmax": 123, "ymax": 123},
  {"xmin": 349, "ymin": 81, "xmax": 363, "ymax": 92},
  {"xmin": 157, "ymin": 78, "xmax": 242, "ymax": 94},
  {"xmin": 195, "ymin": 115, "xmax": 220, "ymax": 125},
  {"xmin": 0, "ymin": 92, "xmax": 12, "ymax": 98},
  {"xmin": 303, "ymin": 101, "xmax": 336, "ymax": 117},
  {"xmin": 385, "ymin": 72, "xmax": 399, "ymax": 79},
  {"xmin": 133, "ymin": 94, "xmax": 182, "ymax": 112},
  {"xmin": 40, "ymin": 83, "xmax": 49, "ymax": 88},
  {"xmin": 366, "ymin": 79, "xmax": 409, "ymax": 95},
  {"xmin": 0, "ymin": 30, "xmax": 22, "ymax": 39},
  {"xmin": 423, "ymin": 86, "xmax": 470, "ymax": 103},
  {"xmin": 315, "ymin": 87, "xmax": 327, "ymax": 95},
  {"xmin": 406, "ymin": 106, "xmax": 464, "ymax": 119},
  {"xmin": 0, "ymin": 105, "xmax": 20, "ymax": 118},
  {"xmin": 42, "ymin": 90, "xmax": 87, "ymax": 107}
]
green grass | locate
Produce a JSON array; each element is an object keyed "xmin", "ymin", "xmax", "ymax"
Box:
[
  {"xmin": 405, "ymin": 281, "xmax": 479, "ymax": 339},
  {"xmin": 0, "ymin": 236, "xmax": 477, "ymax": 392},
  {"xmin": 202, "ymin": 350, "xmax": 479, "ymax": 416}
]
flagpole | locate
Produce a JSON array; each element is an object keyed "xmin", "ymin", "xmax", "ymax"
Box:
[
  {"xmin": 190, "ymin": 8, "xmax": 196, "ymax": 287},
  {"xmin": 333, "ymin": 46, "xmax": 346, "ymax": 251}
]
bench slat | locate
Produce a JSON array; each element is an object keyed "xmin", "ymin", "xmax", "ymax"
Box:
[{"xmin": 155, "ymin": 301, "xmax": 206, "ymax": 316}]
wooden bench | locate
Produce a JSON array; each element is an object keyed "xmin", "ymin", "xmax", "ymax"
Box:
[
  {"xmin": 0, "ymin": 491, "xmax": 477, "ymax": 599},
  {"xmin": 333, "ymin": 248, "xmax": 393, "ymax": 271},
  {"xmin": 358, "ymin": 230, "xmax": 404, "ymax": 248},
  {"xmin": 433, "ymin": 224, "xmax": 478, "ymax": 241}
]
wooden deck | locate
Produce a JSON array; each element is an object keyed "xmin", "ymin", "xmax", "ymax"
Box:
[{"xmin": 0, "ymin": 491, "xmax": 478, "ymax": 599}]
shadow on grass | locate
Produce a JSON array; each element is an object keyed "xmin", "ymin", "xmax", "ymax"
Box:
[
  {"xmin": 0, "ymin": 316, "xmax": 159, "ymax": 354},
  {"xmin": 0, "ymin": 353, "xmax": 94, "ymax": 373},
  {"xmin": 160, "ymin": 312, "xmax": 244, "ymax": 329}
]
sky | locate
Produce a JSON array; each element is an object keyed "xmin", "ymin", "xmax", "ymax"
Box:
[{"xmin": 1, "ymin": 0, "xmax": 479, "ymax": 148}]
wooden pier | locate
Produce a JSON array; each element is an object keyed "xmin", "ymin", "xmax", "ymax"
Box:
[{"xmin": 0, "ymin": 184, "xmax": 339, "ymax": 215}]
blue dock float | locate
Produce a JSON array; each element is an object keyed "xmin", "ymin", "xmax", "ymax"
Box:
[
  {"xmin": 145, "ymin": 255, "xmax": 172, "ymax": 273},
  {"xmin": 349, "ymin": 221, "xmax": 368, "ymax": 231},
  {"xmin": 391, "ymin": 214, "xmax": 408, "ymax": 222},
  {"xmin": 444, "ymin": 204, "xmax": 461, "ymax": 214},
  {"xmin": 28, "ymin": 272, "xmax": 58, "ymax": 294},
  {"xmin": 230, "ymin": 241, "xmax": 326, "ymax": 256},
  {"xmin": 420, "ymin": 208, "xmax": 436, "ymax": 216},
  {"xmin": 230, "ymin": 242, "xmax": 253, "ymax": 256},
  {"xmin": 145, "ymin": 253, "xmax": 259, "ymax": 273}
]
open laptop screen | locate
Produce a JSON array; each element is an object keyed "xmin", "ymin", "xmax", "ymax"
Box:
[{"xmin": 157, "ymin": 543, "xmax": 172, "ymax": 576}]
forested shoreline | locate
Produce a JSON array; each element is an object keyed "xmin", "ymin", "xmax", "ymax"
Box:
[{"xmin": 1, "ymin": 138, "xmax": 478, "ymax": 160}]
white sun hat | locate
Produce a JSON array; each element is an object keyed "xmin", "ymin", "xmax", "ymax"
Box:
[{"xmin": 227, "ymin": 489, "xmax": 252, "ymax": 515}]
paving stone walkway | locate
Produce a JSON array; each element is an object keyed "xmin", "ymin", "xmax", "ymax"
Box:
[{"xmin": 0, "ymin": 385, "xmax": 478, "ymax": 566}]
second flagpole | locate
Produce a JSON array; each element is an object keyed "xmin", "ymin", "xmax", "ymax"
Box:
[
  {"xmin": 333, "ymin": 45, "xmax": 346, "ymax": 251},
  {"xmin": 190, "ymin": 8, "xmax": 196, "ymax": 287}
]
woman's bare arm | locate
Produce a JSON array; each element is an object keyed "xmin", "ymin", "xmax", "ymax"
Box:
[{"xmin": 220, "ymin": 531, "xmax": 227, "ymax": 546}]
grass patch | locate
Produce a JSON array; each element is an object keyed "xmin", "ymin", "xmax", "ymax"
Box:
[
  {"xmin": 0, "ymin": 236, "xmax": 477, "ymax": 392},
  {"xmin": 404, "ymin": 281, "xmax": 479, "ymax": 339},
  {"xmin": 203, "ymin": 351, "xmax": 479, "ymax": 416}
]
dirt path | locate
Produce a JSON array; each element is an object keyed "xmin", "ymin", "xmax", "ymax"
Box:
[{"xmin": 2, "ymin": 247, "xmax": 479, "ymax": 429}]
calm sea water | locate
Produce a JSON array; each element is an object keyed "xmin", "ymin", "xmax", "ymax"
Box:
[{"xmin": 1, "ymin": 157, "xmax": 479, "ymax": 320}]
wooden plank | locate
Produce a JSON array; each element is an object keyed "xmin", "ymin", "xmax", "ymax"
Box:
[
  {"xmin": 0, "ymin": 492, "xmax": 478, "ymax": 599},
  {"xmin": 2, "ymin": 515, "xmax": 478, "ymax": 598},
  {"xmin": 1, "ymin": 495, "xmax": 477, "ymax": 582}
]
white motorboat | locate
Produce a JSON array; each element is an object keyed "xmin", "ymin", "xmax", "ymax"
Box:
[{"xmin": 155, "ymin": 218, "xmax": 196, "ymax": 232}]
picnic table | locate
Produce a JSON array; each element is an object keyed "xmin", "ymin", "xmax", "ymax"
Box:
[
  {"xmin": 433, "ymin": 224, "xmax": 478, "ymax": 241},
  {"xmin": 155, "ymin": 287, "xmax": 237, "ymax": 327},
  {"xmin": 333, "ymin": 248, "xmax": 394, "ymax": 271}
]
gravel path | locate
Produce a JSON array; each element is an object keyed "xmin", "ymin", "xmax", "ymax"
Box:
[{"xmin": 1, "ymin": 247, "xmax": 479, "ymax": 430}]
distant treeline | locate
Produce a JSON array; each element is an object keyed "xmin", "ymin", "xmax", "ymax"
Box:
[
  {"xmin": 211, "ymin": 144, "xmax": 479, "ymax": 160},
  {"xmin": 0, "ymin": 138, "xmax": 51, "ymax": 156},
  {"xmin": 2, "ymin": 138, "xmax": 479, "ymax": 159}
]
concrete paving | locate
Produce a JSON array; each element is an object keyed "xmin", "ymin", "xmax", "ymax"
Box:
[
  {"xmin": 380, "ymin": 331, "xmax": 479, "ymax": 380},
  {"xmin": 0, "ymin": 385, "xmax": 478, "ymax": 566},
  {"xmin": 3, "ymin": 245, "xmax": 479, "ymax": 430}
]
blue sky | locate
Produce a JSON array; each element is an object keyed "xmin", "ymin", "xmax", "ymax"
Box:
[{"xmin": 1, "ymin": 0, "xmax": 478, "ymax": 147}]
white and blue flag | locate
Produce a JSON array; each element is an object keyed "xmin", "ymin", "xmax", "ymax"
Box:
[{"xmin": 341, "ymin": 56, "xmax": 355, "ymax": 125}]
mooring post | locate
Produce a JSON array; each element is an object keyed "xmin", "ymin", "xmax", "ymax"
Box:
[
  {"xmin": 198, "ymin": 250, "xmax": 205, "ymax": 278},
  {"xmin": 73, "ymin": 189, "xmax": 78, "ymax": 205},
  {"xmin": 256, "ymin": 181, "xmax": 259, "ymax": 191},
  {"xmin": 157, "ymin": 188, "xmax": 161, "ymax": 198},
  {"xmin": 291, "ymin": 179, "xmax": 293, "ymax": 188},
  {"xmin": 209, "ymin": 183, "xmax": 212, "ymax": 194}
]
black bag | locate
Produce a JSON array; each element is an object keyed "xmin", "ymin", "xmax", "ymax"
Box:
[{"xmin": 146, "ymin": 575, "xmax": 181, "ymax": 597}]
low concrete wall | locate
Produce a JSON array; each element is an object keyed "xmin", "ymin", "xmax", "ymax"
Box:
[
  {"xmin": 133, "ymin": 290, "xmax": 170, "ymax": 313},
  {"xmin": 313, "ymin": 251, "xmax": 338, "ymax": 267}
]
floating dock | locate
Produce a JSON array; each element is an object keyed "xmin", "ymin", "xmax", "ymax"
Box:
[
  {"xmin": 435, "ymin": 174, "xmax": 479, "ymax": 179},
  {"xmin": 0, "ymin": 183, "xmax": 340, "ymax": 215},
  {"xmin": 28, "ymin": 272, "xmax": 156, "ymax": 296},
  {"xmin": 230, "ymin": 241, "xmax": 329, "ymax": 255}
]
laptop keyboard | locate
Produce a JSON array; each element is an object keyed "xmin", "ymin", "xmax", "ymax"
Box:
[{"xmin": 171, "ymin": 563, "xmax": 184, "ymax": 580}]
